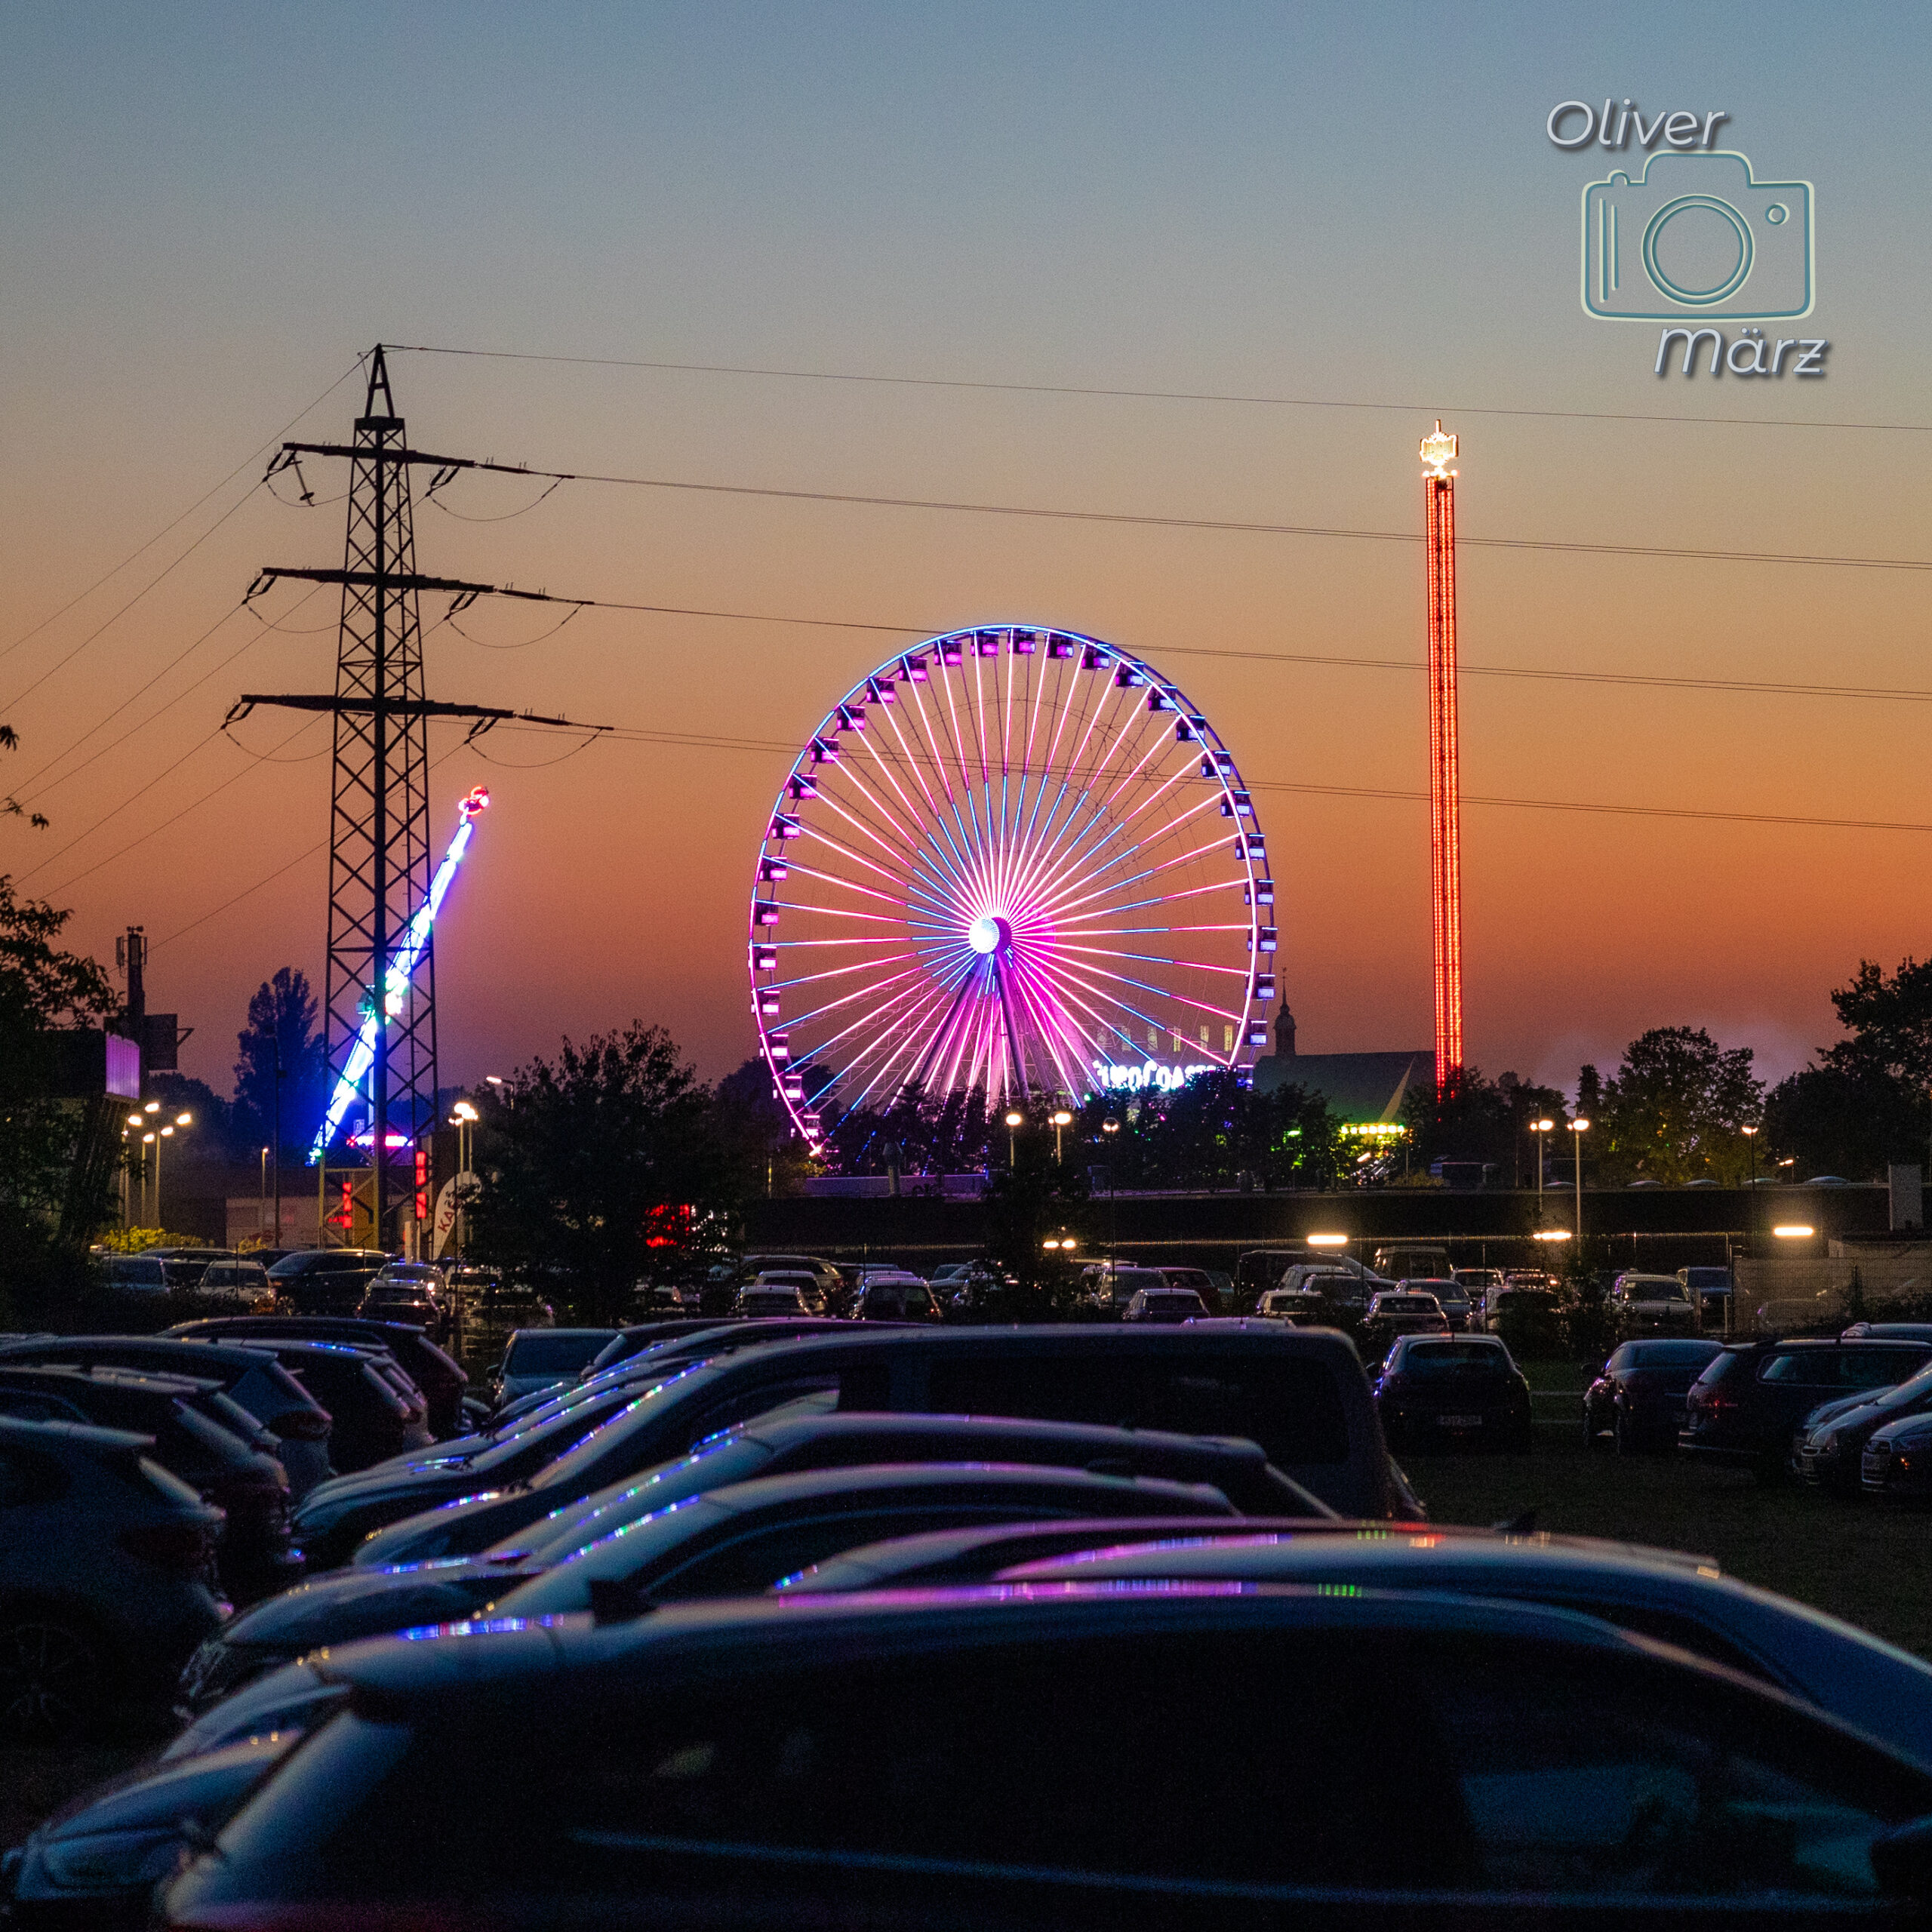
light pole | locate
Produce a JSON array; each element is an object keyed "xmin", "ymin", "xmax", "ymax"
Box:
[
  {"xmin": 1742, "ymin": 1123, "xmax": 1758, "ymax": 1192},
  {"xmin": 140, "ymin": 1132, "xmax": 155, "ymax": 1224},
  {"xmin": 1570, "ymin": 1117, "xmax": 1590, "ymax": 1257},
  {"xmin": 1050, "ymin": 1109, "xmax": 1073, "ymax": 1163},
  {"xmin": 451, "ymin": 1100, "xmax": 479, "ymax": 1259},
  {"xmin": 1100, "ymin": 1118, "xmax": 1119, "ymax": 1265},
  {"xmin": 260, "ymin": 1146, "xmax": 270, "ymax": 1244},
  {"xmin": 1531, "ymin": 1118, "xmax": 1554, "ymax": 1216},
  {"xmin": 124, "ymin": 1112, "xmax": 143, "ymax": 1226},
  {"xmin": 1004, "ymin": 1109, "xmax": 1024, "ymax": 1168}
]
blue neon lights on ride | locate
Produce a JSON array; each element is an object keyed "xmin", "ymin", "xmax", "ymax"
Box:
[{"xmin": 309, "ymin": 786, "xmax": 490, "ymax": 1164}]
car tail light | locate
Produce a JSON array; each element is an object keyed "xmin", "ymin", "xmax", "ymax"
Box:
[
  {"xmin": 274, "ymin": 1408, "xmax": 332, "ymax": 1441},
  {"xmin": 120, "ymin": 1521, "xmax": 219, "ymax": 1574}
]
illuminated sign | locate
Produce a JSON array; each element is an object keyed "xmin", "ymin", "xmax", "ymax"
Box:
[{"xmin": 1090, "ymin": 1058, "xmax": 1214, "ymax": 1094}]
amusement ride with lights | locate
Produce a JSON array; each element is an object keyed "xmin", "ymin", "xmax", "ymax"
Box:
[{"xmin": 747, "ymin": 626, "xmax": 1278, "ymax": 1152}]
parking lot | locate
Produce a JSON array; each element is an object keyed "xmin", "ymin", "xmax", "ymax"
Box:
[{"xmin": 1413, "ymin": 1371, "xmax": 1932, "ymax": 1661}]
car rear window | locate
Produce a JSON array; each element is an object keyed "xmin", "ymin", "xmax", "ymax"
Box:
[
  {"xmin": 504, "ymin": 1334, "xmax": 611, "ymax": 1376},
  {"xmin": 1623, "ymin": 1342, "xmax": 1723, "ymax": 1368},
  {"xmin": 1402, "ymin": 1343, "xmax": 1509, "ymax": 1374},
  {"xmin": 922, "ymin": 1351, "xmax": 1351, "ymax": 1466}
]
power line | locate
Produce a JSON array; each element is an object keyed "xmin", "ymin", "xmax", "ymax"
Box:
[
  {"xmin": 428, "ymin": 591, "xmax": 1932, "ymax": 709},
  {"xmin": 149, "ymin": 739, "xmax": 464, "ymax": 953},
  {"xmin": 484, "ymin": 719, "xmax": 1932, "ymax": 837},
  {"xmin": 38, "ymin": 711, "xmax": 327, "ymax": 897},
  {"xmin": 0, "ymin": 359, "xmax": 364, "ymax": 672},
  {"xmin": 389, "ymin": 342, "xmax": 1927, "ymax": 436},
  {"xmin": 386, "ymin": 463, "xmax": 1932, "ymax": 574}
]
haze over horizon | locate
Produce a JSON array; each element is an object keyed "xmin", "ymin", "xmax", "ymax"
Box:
[{"xmin": 4, "ymin": 2, "xmax": 1927, "ymax": 1109}]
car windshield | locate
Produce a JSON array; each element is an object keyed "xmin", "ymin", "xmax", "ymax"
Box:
[
  {"xmin": 1402, "ymin": 1343, "xmax": 1508, "ymax": 1373},
  {"xmin": 1875, "ymin": 1362, "xmax": 1932, "ymax": 1411},
  {"xmin": 1621, "ymin": 1341, "xmax": 1721, "ymax": 1367},
  {"xmin": 1623, "ymin": 1281, "xmax": 1690, "ymax": 1302},
  {"xmin": 503, "ymin": 1334, "xmax": 609, "ymax": 1376}
]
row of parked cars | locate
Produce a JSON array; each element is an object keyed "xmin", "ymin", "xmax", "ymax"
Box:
[
  {"xmin": 14, "ymin": 1314, "xmax": 1932, "ymax": 1924},
  {"xmin": 1578, "ymin": 1321, "xmax": 1932, "ymax": 1497}
]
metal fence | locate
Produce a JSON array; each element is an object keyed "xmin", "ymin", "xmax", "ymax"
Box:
[{"xmin": 1734, "ymin": 1252, "xmax": 1932, "ymax": 1337}]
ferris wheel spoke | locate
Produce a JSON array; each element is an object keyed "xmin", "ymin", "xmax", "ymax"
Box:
[
  {"xmin": 1004, "ymin": 954, "xmax": 1091, "ymax": 1096},
  {"xmin": 934, "ymin": 660, "xmax": 990, "ymax": 859},
  {"xmin": 897, "ymin": 672, "xmax": 980, "ymax": 866},
  {"xmin": 908, "ymin": 671, "xmax": 995, "ymax": 891},
  {"xmin": 808, "ymin": 962, "xmax": 962, "ymax": 1081},
  {"xmin": 778, "ymin": 859, "xmax": 927, "ymax": 915},
  {"xmin": 783, "ymin": 954, "xmax": 943, "ymax": 1036},
  {"xmin": 1032, "ymin": 814, "xmax": 1237, "ymax": 924},
  {"xmin": 1020, "ymin": 782, "xmax": 1223, "ymax": 924}
]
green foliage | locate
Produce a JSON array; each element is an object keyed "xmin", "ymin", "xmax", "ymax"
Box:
[
  {"xmin": 980, "ymin": 1100, "xmax": 1092, "ymax": 1306},
  {"xmin": 1763, "ymin": 958, "xmax": 1932, "ymax": 1182},
  {"xmin": 0, "ymin": 873, "xmax": 122, "ymax": 1287},
  {"xmin": 1595, "ymin": 1026, "xmax": 1763, "ymax": 1186},
  {"xmin": 232, "ymin": 968, "xmax": 329, "ymax": 1161},
  {"xmin": 1079, "ymin": 1074, "xmax": 1345, "ymax": 1192},
  {"xmin": 712, "ymin": 1059, "xmax": 820, "ymax": 1197},
  {"xmin": 466, "ymin": 1023, "xmax": 737, "ymax": 1324}
]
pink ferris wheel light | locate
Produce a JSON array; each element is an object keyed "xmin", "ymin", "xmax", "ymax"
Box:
[{"xmin": 747, "ymin": 626, "xmax": 1274, "ymax": 1151}]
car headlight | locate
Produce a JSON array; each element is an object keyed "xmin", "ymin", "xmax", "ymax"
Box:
[{"xmin": 1815, "ymin": 1432, "xmax": 1841, "ymax": 1457}]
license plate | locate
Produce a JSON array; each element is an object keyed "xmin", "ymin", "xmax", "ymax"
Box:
[{"xmin": 1437, "ymin": 1414, "xmax": 1483, "ymax": 1428}]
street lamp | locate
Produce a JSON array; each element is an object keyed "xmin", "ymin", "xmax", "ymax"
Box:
[
  {"xmin": 1742, "ymin": 1123, "xmax": 1759, "ymax": 1191},
  {"xmin": 1570, "ymin": 1118, "xmax": 1590, "ymax": 1254},
  {"xmin": 1050, "ymin": 1109, "xmax": 1073, "ymax": 1161},
  {"xmin": 1004, "ymin": 1109, "xmax": 1024, "ymax": 1168},
  {"xmin": 140, "ymin": 1131, "xmax": 156, "ymax": 1228},
  {"xmin": 451, "ymin": 1101, "xmax": 480, "ymax": 1259},
  {"xmin": 1531, "ymin": 1118, "xmax": 1555, "ymax": 1214}
]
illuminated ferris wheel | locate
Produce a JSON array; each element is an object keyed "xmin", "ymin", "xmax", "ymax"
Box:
[{"xmin": 749, "ymin": 626, "xmax": 1276, "ymax": 1149}]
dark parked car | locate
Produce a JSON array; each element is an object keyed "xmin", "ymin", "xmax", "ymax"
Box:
[
  {"xmin": 851, "ymin": 1279, "xmax": 944, "ymax": 1321},
  {"xmin": 487, "ymin": 1328, "xmax": 623, "ymax": 1409},
  {"xmin": 992, "ymin": 1527, "xmax": 1932, "ymax": 1774},
  {"xmin": 292, "ymin": 1324, "xmax": 1407, "ymax": 1567},
  {"xmin": 1681, "ymin": 1337, "xmax": 1932, "ymax": 1478},
  {"xmin": 1583, "ymin": 1338, "xmax": 1724, "ymax": 1453},
  {"xmin": 167, "ymin": 1315, "xmax": 469, "ymax": 1438},
  {"xmin": 0, "ymin": 1417, "xmax": 226, "ymax": 1740},
  {"xmin": 205, "ymin": 1337, "xmax": 432, "ymax": 1473},
  {"xmin": 1373, "ymin": 1334, "xmax": 1532, "ymax": 1453},
  {"xmin": 349, "ymin": 1404, "xmax": 1329, "ymax": 1570},
  {"xmin": 0, "ymin": 1367, "xmax": 298, "ymax": 1604},
  {"xmin": 1863, "ymin": 1411, "xmax": 1932, "ymax": 1500},
  {"xmin": 1121, "ymin": 1287, "xmax": 1208, "ymax": 1323},
  {"xmin": 0, "ymin": 1336, "xmax": 334, "ymax": 1497},
  {"xmin": 3, "ymin": 1732, "xmax": 292, "ymax": 1930},
  {"xmin": 1796, "ymin": 1359, "xmax": 1932, "ymax": 1493},
  {"xmin": 1363, "ymin": 1290, "xmax": 1451, "ymax": 1350},
  {"xmin": 264, "ymin": 1248, "xmax": 392, "ymax": 1315},
  {"xmin": 182, "ymin": 1438, "xmax": 1277, "ymax": 1711},
  {"xmin": 160, "ymin": 1586, "xmax": 1932, "ymax": 1928},
  {"xmin": 290, "ymin": 1371, "xmax": 681, "ymax": 1567}
]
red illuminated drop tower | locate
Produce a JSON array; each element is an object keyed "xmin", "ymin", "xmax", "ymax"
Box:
[{"xmin": 1420, "ymin": 421, "xmax": 1463, "ymax": 1088}]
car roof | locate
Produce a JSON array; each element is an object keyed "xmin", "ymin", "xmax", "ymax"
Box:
[
  {"xmin": 0, "ymin": 1412, "xmax": 158, "ymax": 1456},
  {"xmin": 778, "ymin": 1515, "xmax": 1433, "ymax": 1592},
  {"xmin": 0, "ymin": 1363, "xmax": 222, "ymax": 1398},
  {"xmin": 314, "ymin": 1584, "xmax": 1657, "ymax": 1714},
  {"xmin": 0, "ymin": 1334, "xmax": 301, "ymax": 1376},
  {"xmin": 685, "ymin": 1460, "xmax": 1234, "ymax": 1523},
  {"xmin": 740, "ymin": 1409, "xmax": 1268, "ymax": 1464}
]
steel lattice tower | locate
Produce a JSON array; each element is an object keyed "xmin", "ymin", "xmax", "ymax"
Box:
[
  {"xmin": 234, "ymin": 346, "xmax": 611, "ymax": 1244},
  {"xmin": 321, "ymin": 349, "xmax": 437, "ymax": 1223},
  {"xmin": 1421, "ymin": 420, "xmax": 1464, "ymax": 1087}
]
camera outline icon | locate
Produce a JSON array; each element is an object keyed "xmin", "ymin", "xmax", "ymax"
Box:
[{"xmin": 1581, "ymin": 151, "xmax": 1814, "ymax": 321}]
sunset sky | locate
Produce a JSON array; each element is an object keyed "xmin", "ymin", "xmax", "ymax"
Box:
[{"xmin": 3, "ymin": 2, "xmax": 1928, "ymax": 1107}]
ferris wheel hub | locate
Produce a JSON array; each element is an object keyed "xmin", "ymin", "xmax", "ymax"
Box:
[{"xmin": 968, "ymin": 914, "xmax": 1011, "ymax": 957}]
